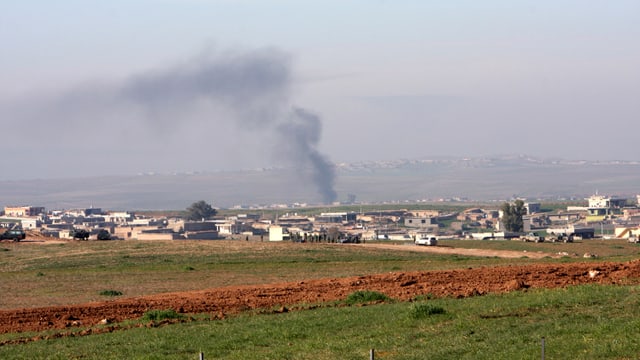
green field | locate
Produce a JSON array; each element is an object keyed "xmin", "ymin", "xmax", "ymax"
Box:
[{"xmin": 2, "ymin": 239, "xmax": 640, "ymax": 359}]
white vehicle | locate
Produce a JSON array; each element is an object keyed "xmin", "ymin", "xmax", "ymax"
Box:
[{"xmin": 415, "ymin": 234, "xmax": 438, "ymax": 246}]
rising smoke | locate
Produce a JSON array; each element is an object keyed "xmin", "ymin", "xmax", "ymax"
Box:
[
  {"xmin": 121, "ymin": 48, "xmax": 292, "ymax": 128},
  {"xmin": 120, "ymin": 48, "xmax": 338, "ymax": 203},
  {"xmin": 276, "ymin": 108, "xmax": 338, "ymax": 204},
  {"xmin": 2, "ymin": 47, "xmax": 338, "ymax": 203}
]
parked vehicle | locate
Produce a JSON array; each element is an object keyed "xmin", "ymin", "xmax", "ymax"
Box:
[
  {"xmin": 0, "ymin": 229, "xmax": 26, "ymax": 242},
  {"xmin": 339, "ymin": 235, "xmax": 361, "ymax": 244},
  {"xmin": 415, "ymin": 234, "xmax": 438, "ymax": 246},
  {"xmin": 97, "ymin": 229, "xmax": 111, "ymax": 240},
  {"xmin": 521, "ymin": 232, "xmax": 545, "ymax": 243},
  {"xmin": 70, "ymin": 229, "xmax": 90, "ymax": 240}
]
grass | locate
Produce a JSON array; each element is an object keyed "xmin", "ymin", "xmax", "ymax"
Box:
[
  {"xmin": 1, "ymin": 239, "xmax": 638, "ymax": 310},
  {"xmin": 2, "ymin": 284, "xmax": 640, "ymax": 359},
  {"xmin": 141, "ymin": 309, "xmax": 184, "ymax": 321},
  {"xmin": 344, "ymin": 290, "xmax": 391, "ymax": 305},
  {"xmin": 0, "ymin": 240, "xmax": 542, "ymax": 309},
  {"xmin": 3, "ymin": 239, "xmax": 640, "ymax": 358},
  {"xmin": 99, "ymin": 289, "xmax": 123, "ymax": 296},
  {"xmin": 409, "ymin": 303, "xmax": 446, "ymax": 319}
]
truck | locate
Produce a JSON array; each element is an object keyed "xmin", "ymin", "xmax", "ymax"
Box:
[
  {"xmin": 521, "ymin": 232, "xmax": 545, "ymax": 243},
  {"xmin": 415, "ymin": 234, "xmax": 438, "ymax": 246},
  {"xmin": 70, "ymin": 229, "xmax": 90, "ymax": 240},
  {"xmin": 0, "ymin": 229, "xmax": 26, "ymax": 242}
]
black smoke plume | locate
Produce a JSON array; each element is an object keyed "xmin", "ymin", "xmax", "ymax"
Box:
[
  {"xmin": 1, "ymin": 47, "xmax": 338, "ymax": 203},
  {"xmin": 277, "ymin": 108, "xmax": 338, "ymax": 204}
]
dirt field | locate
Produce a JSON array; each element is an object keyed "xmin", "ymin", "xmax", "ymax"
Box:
[{"xmin": 2, "ymin": 250, "xmax": 639, "ymax": 338}]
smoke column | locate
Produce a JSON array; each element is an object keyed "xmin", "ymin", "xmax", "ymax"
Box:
[
  {"xmin": 1, "ymin": 47, "xmax": 338, "ymax": 203},
  {"xmin": 277, "ymin": 108, "xmax": 338, "ymax": 204},
  {"xmin": 121, "ymin": 48, "xmax": 338, "ymax": 203}
]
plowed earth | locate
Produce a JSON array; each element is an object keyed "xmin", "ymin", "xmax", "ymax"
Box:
[{"xmin": 3, "ymin": 259, "xmax": 640, "ymax": 340}]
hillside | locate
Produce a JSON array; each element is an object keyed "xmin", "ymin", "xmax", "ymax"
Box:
[{"xmin": 1, "ymin": 156, "xmax": 638, "ymax": 210}]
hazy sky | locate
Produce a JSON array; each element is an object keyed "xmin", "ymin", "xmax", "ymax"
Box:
[{"xmin": 1, "ymin": 1, "xmax": 639, "ymax": 181}]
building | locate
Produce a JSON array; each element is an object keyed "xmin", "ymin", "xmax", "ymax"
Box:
[
  {"xmin": 588, "ymin": 195, "xmax": 627, "ymax": 209},
  {"xmin": 269, "ymin": 225, "xmax": 289, "ymax": 241},
  {"xmin": 547, "ymin": 225, "xmax": 595, "ymax": 239},
  {"xmin": 524, "ymin": 202, "xmax": 541, "ymax": 214},
  {"xmin": 315, "ymin": 212, "xmax": 357, "ymax": 223},
  {"xmin": 587, "ymin": 194, "xmax": 627, "ymax": 221},
  {"xmin": 404, "ymin": 217, "xmax": 437, "ymax": 228},
  {"xmin": 4, "ymin": 206, "xmax": 45, "ymax": 217}
]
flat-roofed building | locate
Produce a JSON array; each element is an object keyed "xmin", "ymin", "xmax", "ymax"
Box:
[{"xmin": 4, "ymin": 206, "xmax": 45, "ymax": 217}]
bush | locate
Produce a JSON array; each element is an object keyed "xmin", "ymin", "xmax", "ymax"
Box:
[
  {"xmin": 345, "ymin": 290, "xmax": 391, "ymax": 305},
  {"xmin": 142, "ymin": 309, "xmax": 183, "ymax": 321},
  {"xmin": 99, "ymin": 290, "xmax": 123, "ymax": 296},
  {"xmin": 409, "ymin": 303, "xmax": 446, "ymax": 319}
]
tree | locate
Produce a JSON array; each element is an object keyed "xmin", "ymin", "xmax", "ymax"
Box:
[
  {"xmin": 501, "ymin": 199, "xmax": 527, "ymax": 232},
  {"xmin": 185, "ymin": 200, "xmax": 217, "ymax": 221}
]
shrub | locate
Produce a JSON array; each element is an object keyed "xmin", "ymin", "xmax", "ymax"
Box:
[
  {"xmin": 345, "ymin": 290, "xmax": 390, "ymax": 305},
  {"xmin": 142, "ymin": 309, "xmax": 183, "ymax": 321},
  {"xmin": 409, "ymin": 303, "xmax": 446, "ymax": 319},
  {"xmin": 99, "ymin": 290, "xmax": 123, "ymax": 296}
]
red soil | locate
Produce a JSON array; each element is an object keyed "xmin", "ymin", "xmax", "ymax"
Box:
[{"xmin": 2, "ymin": 259, "xmax": 639, "ymax": 338}]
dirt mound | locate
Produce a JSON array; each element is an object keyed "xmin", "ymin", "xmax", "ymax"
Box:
[{"xmin": 2, "ymin": 259, "xmax": 640, "ymax": 336}]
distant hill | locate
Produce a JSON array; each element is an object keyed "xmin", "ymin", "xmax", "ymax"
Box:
[{"xmin": 1, "ymin": 155, "xmax": 638, "ymax": 210}]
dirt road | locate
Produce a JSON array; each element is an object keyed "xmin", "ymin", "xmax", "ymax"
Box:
[{"xmin": 355, "ymin": 242, "xmax": 558, "ymax": 259}]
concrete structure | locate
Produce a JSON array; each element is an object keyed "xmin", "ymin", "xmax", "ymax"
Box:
[
  {"xmin": 269, "ymin": 225, "xmax": 289, "ymax": 241},
  {"xmin": 404, "ymin": 217, "xmax": 436, "ymax": 228},
  {"xmin": 315, "ymin": 212, "xmax": 357, "ymax": 223},
  {"xmin": 546, "ymin": 212, "xmax": 582, "ymax": 223},
  {"xmin": 183, "ymin": 221, "xmax": 218, "ymax": 232},
  {"xmin": 103, "ymin": 212, "xmax": 134, "ymax": 224},
  {"xmin": 588, "ymin": 195, "xmax": 627, "ymax": 209},
  {"xmin": 0, "ymin": 216, "xmax": 41, "ymax": 229},
  {"xmin": 4, "ymin": 206, "xmax": 45, "ymax": 217},
  {"xmin": 524, "ymin": 202, "xmax": 541, "ymax": 214},
  {"xmin": 184, "ymin": 231, "xmax": 220, "ymax": 240},
  {"xmin": 547, "ymin": 225, "xmax": 595, "ymax": 239},
  {"xmin": 587, "ymin": 194, "xmax": 627, "ymax": 221},
  {"xmin": 409, "ymin": 210, "xmax": 439, "ymax": 218},
  {"xmin": 18, "ymin": 217, "xmax": 40, "ymax": 229},
  {"xmin": 615, "ymin": 227, "xmax": 640, "ymax": 239},
  {"xmin": 137, "ymin": 231, "xmax": 181, "ymax": 240}
]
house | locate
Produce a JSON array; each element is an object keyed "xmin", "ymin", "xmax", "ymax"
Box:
[
  {"xmin": 315, "ymin": 212, "xmax": 357, "ymax": 224},
  {"xmin": 614, "ymin": 227, "xmax": 640, "ymax": 239},
  {"xmin": 404, "ymin": 217, "xmax": 436, "ymax": 228},
  {"xmin": 4, "ymin": 206, "xmax": 45, "ymax": 217},
  {"xmin": 547, "ymin": 225, "xmax": 595, "ymax": 239},
  {"xmin": 524, "ymin": 202, "xmax": 541, "ymax": 214},
  {"xmin": 269, "ymin": 225, "xmax": 289, "ymax": 241},
  {"xmin": 587, "ymin": 194, "xmax": 627, "ymax": 221}
]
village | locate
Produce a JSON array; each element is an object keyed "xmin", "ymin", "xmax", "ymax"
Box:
[{"xmin": 2, "ymin": 193, "xmax": 640, "ymax": 244}]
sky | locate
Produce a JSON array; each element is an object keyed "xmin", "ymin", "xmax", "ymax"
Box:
[{"xmin": 1, "ymin": 0, "xmax": 639, "ymax": 184}]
